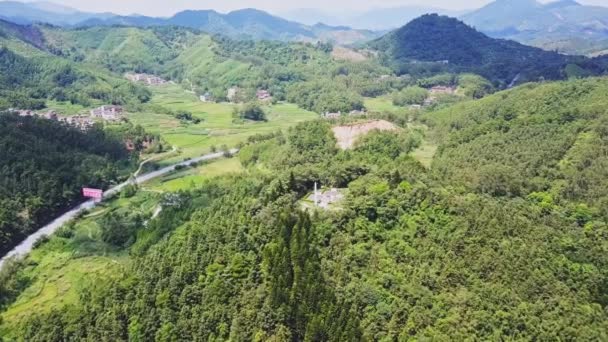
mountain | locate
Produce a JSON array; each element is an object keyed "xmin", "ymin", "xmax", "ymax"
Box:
[
  {"xmin": 461, "ymin": 0, "xmax": 608, "ymax": 55},
  {"xmin": 281, "ymin": 6, "xmax": 469, "ymax": 30},
  {"xmin": 77, "ymin": 8, "xmax": 378, "ymax": 43},
  {"xmin": 371, "ymin": 14, "xmax": 605, "ymax": 87},
  {"xmin": 0, "ymin": 1, "xmax": 112, "ymax": 25}
]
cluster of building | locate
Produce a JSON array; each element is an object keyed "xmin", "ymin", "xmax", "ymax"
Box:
[
  {"xmin": 224, "ymin": 87, "xmax": 273, "ymax": 103},
  {"xmin": 125, "ymin": 73, "xmax": 168, "ymax": 86},
  {"xmin": 90, "ymin": 105, "xmax": 124, "ymax": 122},
  {"xmin": 11, "ymin": 104, "xmax": 125, "ymax": 130},
  {"xmin": 13, "ymin": 109, "xmax": 95, "ymax": 130}
]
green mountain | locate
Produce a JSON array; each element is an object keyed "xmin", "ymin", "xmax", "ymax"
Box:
[
  {"xmin": 371, "ymin": 14, "xmax": 605, "ymax": 87},
  {"xmin": 461, "ymin": 0, "xmax": 608, "ymax": 55},
  {"xmin": 0, "ymin": 20, "xmax": 152, "ymax": 110}
]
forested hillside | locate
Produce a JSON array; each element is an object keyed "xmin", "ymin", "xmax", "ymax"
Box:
[
  {"xmin": 0, "ymin": 45, "xmax": 151, "ymax": 110},
  {"xmin": 372, "ymin": 14, "xmax": 608, "ymax": 87},
  {"xmin": 0, "ymin": 113, "xmax": 135, "ymax": 256},
  {"xmin": 7, "ymin": 77, "xmax": 608, "ymax": 340}
]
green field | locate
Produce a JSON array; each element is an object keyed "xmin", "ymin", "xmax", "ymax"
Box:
[
  {"xmin": 364, "ymin": 96, "xmax": 407, "ymax": 115},
  {"xmin": 131, "ymin": 84, "xmax": 318, "ymax": 164},
  {"xmin": 144, "ymin": 157, "xmax": 244, "ymax": 192}
]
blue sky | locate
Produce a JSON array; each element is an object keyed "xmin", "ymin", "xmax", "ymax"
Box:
[{"xmin": 21, "ymin": 0, "xmax": 608, "ymax": 16}]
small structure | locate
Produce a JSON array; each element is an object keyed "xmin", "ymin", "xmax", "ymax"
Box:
[
  {"xmin": 323, "ymin": 111, "xmax": 341, "ymax": 119},
  {"xmin": 82, "ymin": 188, "xmax": 103, "ymax": 201},
  {"xmin": 16, "ymin": 109, "xmax": 36, "ymax": 117},
  {"xmin": 227, "ymin": 87, "xmax": 240, "ymax": 102},
  {"xmin": 200, "ymin": 92, "xmax": 213, "ymax": 102},
  {"xmin": 256, "ymin": 89, "xmax": 272, "ymax": 102},
  {"xmin": 42, "ymin": 110, "xmax": 58, "ymax": 120},
  {"xmin": 90, "ymin": 105, "xmax": 124, "ymax": 121},
  {"xmin": 409, "ymin": 104, "xmax": 422, "ymax": 110},
  {"xmin": 309, "ymin": 183, "xmax": 344, "ymax": 209}
]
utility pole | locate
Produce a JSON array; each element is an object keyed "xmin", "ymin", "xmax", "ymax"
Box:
[{"xmin": 314, "ymin": 182, "xmax": 318, "ymax": 207}]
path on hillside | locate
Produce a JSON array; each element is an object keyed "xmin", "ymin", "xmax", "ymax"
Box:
[{"xmin": 0, "ymin": 149, "xmax": 238, "ymax": 270}]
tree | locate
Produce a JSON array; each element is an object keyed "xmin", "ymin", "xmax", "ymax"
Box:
[
  {"xmin": 392, "ymin": 86, "xmax": 428, "ymax": 106},
  {"xmin": 236, "ymin": 102, "xmax": 267, "ymax": 121}
]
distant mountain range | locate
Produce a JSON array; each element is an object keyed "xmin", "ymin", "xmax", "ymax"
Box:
[
  {"xmin": 0, "ymin": 1, "xmax": 379, "ymax": 44},
  {"xmin": 281, "ymin": 6, "xmax": 469, "ymax": 30},
  {"xmin": 372, "ymin": 14, "xmax": 606, "ymax": 87},
  {"xmin": 0, "ymin": 1, "xmax": 114, "ymax": 25},
  {"xmin": 461, "ymin": 0, "xmax": 608, "ymax": 55},
  {"xmin": 2, "ymin": 0, "xmax": 608, "ymax": 54}
]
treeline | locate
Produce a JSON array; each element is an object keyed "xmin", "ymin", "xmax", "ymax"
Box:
[{"xmin": 0, "ymin": 113, "xmax": 135, "ymax": 256}]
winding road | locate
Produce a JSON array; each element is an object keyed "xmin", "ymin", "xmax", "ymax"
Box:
[{"xmin": 0, "ymin": 149, "xmax": 238, "ymax": 270}]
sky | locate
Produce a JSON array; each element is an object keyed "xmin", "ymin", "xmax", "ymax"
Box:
[{"xmin": 20, "ymin": 0, "xmax": 608, "ymax": 16}]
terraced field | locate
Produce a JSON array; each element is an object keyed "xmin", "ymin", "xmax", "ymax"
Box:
[{"xmin": 131, "ymin": 84, "xmax": 318, "ymax": 164}]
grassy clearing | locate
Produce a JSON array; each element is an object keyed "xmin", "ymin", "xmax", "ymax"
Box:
[
  {"xmin": 411, "ymin": 140, "xmax": 438, "ymax": 168},
  {"xmin": 144, "ymin": 157, "xmax": 243, "ymax": 192},
  {"xmin": 45, "ymin": 100, "xmax": 93, "ymax": 116},
  {"xmin": 406, "ymin": 123, "xmax": 438, "ymax": 168},
  {"xmin": 364, "ymin": 96, "xmax": 406, "ymax": 115},
  {"xmin": 132, "ymin": 84, "xmax": 318, "ymax": 164}
]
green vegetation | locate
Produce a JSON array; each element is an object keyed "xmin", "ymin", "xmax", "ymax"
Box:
[
  {"xmin": 0, "ymin": 46, "xmax": 150, "ymax": 110},
  {"xmin": 0, "ymin": 113, "xmax": 137, "ymax": 256},
  {"xmin": 129, "ymin": 85, "xmax": 317, "ymax": 163},
  {"xmin": 3, "ymin": 76, "xmax": 608, "ymax": 340},
  {"xmin": 2, "ymin": 11, "xmax": 608, "ymax": 340},
  {"xmin": 234, "ymin": 102, "xmax": 267, "ymax": 122},
  {"xmin": 392, "ymin": 85, "xmax": 428, "ymax": 106},
  {"xmin": 372, "ymin": 14, "xmax": 608, "ymax": 87}
]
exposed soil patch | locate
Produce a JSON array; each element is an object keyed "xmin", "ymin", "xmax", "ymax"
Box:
[
  {"xmin": 332, "ymin": 120, "xmax": 399, "ymax": 149},
  {"xmin": 331, "ymin": 46, "xmax": 369, "ymax": 62}
]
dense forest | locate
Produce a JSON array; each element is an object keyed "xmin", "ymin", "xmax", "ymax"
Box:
[
  {"xmin": 4, "ymin": 77, "xmax": 608, "ymax": 340},
  {"xmin": 0, "ymin": 47, "xmax": 151, "ymax": 110},
  {"xmin": 0, "ymin": 113, "xmax": 136, "ymax": 256},
  {"xmin": 372, "ymin": 14, "xmax": 608, "ymax": 87}
]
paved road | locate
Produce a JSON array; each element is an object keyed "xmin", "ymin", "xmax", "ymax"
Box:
[{"xmin": 0, "ymin": 149, "xmax": 238, "ymax": 270}]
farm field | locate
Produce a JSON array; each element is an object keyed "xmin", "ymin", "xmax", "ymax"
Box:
[
  {"xmin": 131, "ymin": 84, "xmax": 318, "ymax": 164},
  {"xmin": 144, "ymin": 157, "xmax": 244, "ymax": 192},
  {"xmin": 0, "ymin": 192, "xmax": 159, "ymax": 329}
]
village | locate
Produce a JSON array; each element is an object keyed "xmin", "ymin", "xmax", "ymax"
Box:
[{"xmin": 11, "ymin": 104, "xmax": 126, "ymax": 130}]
